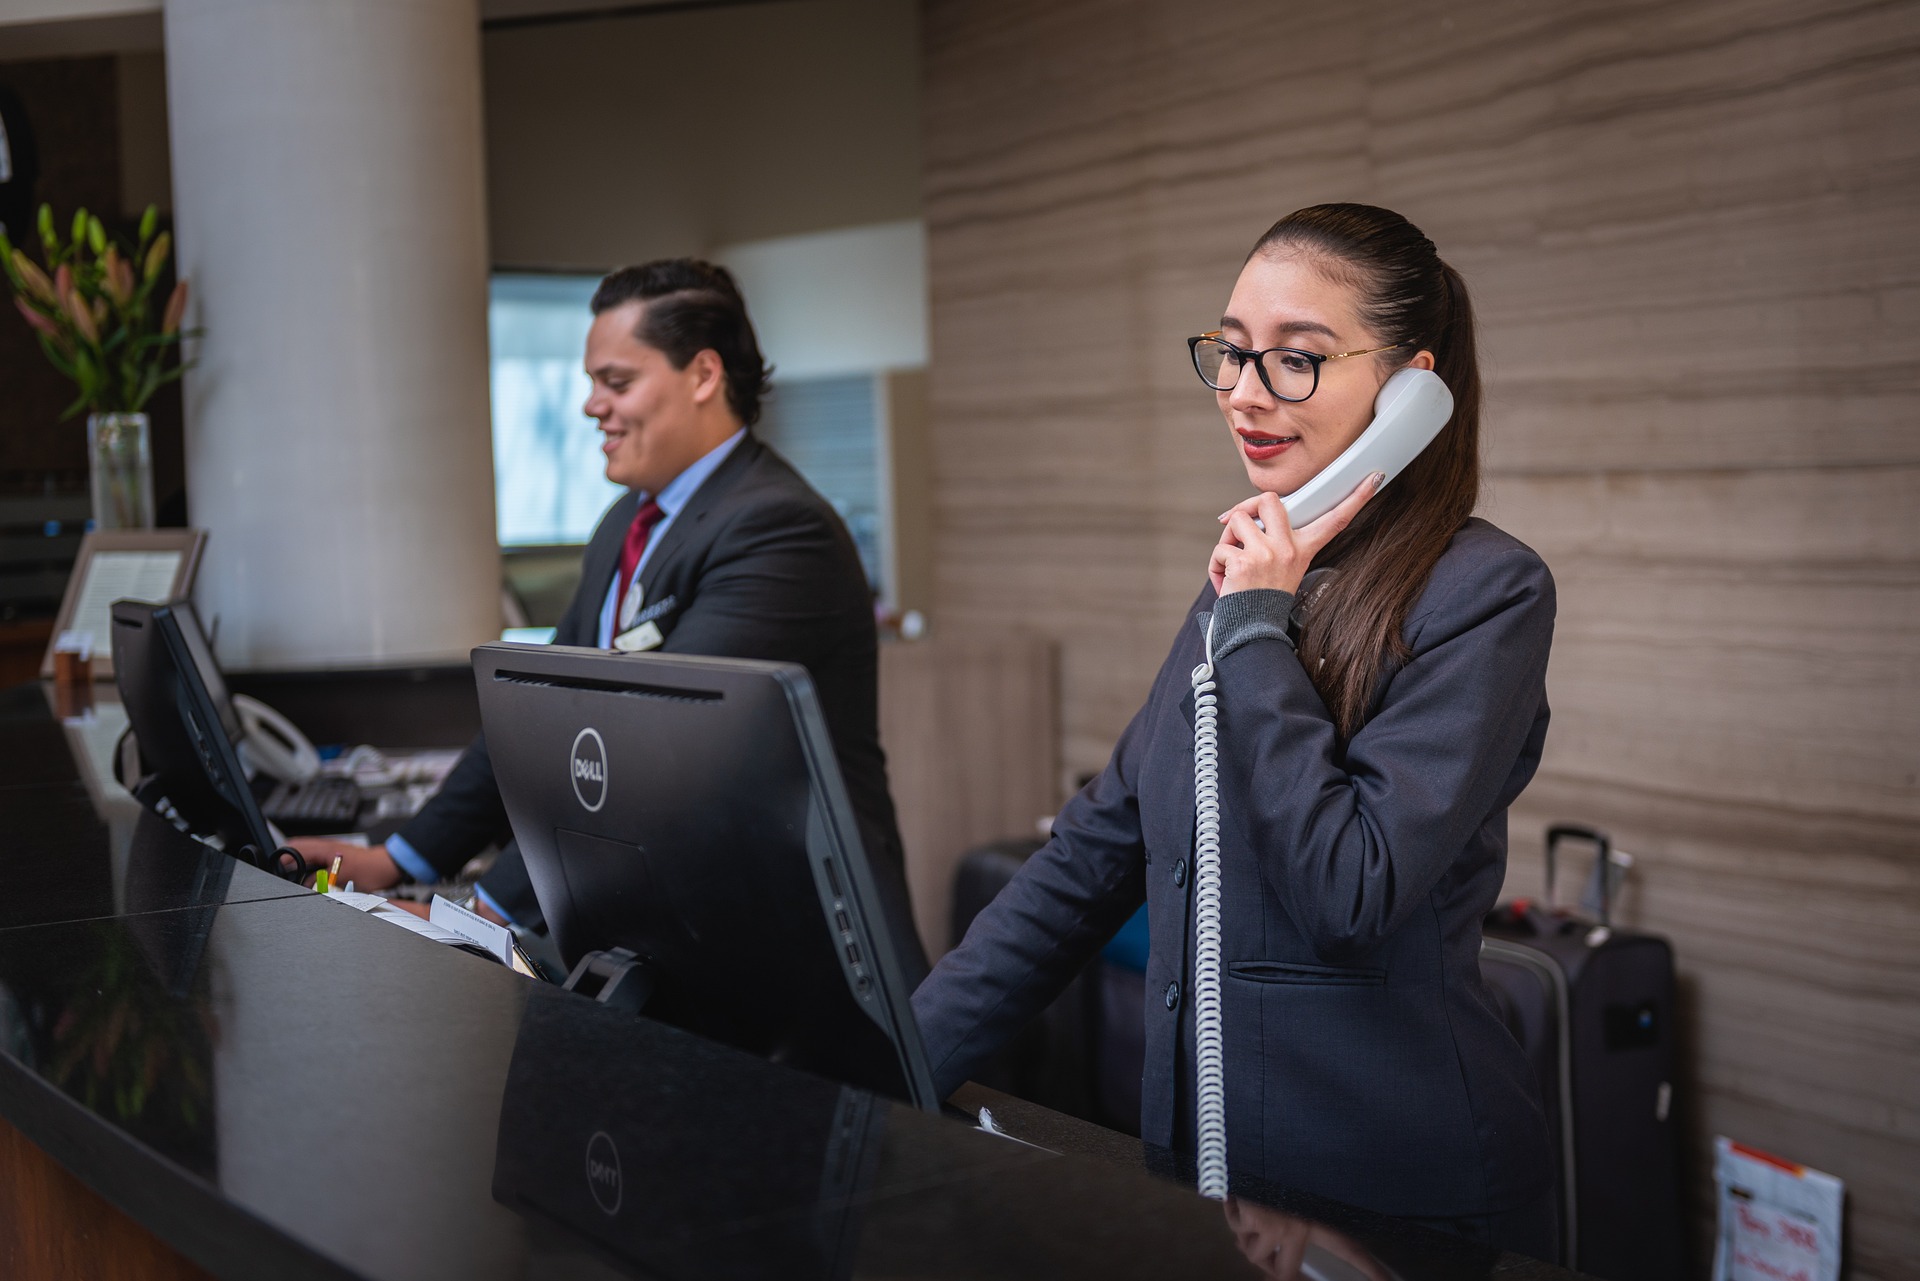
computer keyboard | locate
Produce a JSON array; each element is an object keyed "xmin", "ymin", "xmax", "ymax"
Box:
[{"xmin": 262, "ymin": 776, "xmax": 365, "ymax": 829}]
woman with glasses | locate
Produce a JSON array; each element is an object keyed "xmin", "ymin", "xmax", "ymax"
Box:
[{"xmin": 913, "ymin": 204, "xmax": 1559, "ymax": 1256}]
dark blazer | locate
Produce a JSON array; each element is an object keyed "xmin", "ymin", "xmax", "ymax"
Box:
[
  {"xmin": 912, "ymin": 518, "xmax": 1557, "ymax": 1219},
  {"xmin": 395, "ymin": 435, "xmax": 908, "ymax": 944}
]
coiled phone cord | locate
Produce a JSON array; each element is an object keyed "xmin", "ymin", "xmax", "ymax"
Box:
[{"xmin": 1190, "ymin": 615, "xmax": 1229, "ymax": 1200}]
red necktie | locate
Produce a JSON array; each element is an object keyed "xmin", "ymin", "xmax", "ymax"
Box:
[{"xmin": 615, "ymin": 498, "xmax": 665, "ymax": 615}]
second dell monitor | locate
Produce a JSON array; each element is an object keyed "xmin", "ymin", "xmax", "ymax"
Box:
[{"xmin": 474, "ymin": 643, "xmax": 938, "ymax": 1110}]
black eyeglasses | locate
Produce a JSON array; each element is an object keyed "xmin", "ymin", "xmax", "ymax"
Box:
[{"xmin": 1188, "ymin": 331, "xmax": 1410, "ymax": 402}]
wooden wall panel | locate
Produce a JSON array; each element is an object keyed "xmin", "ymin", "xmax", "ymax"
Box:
[
  {"xmin": 922, "ymin": 0, "xmax": 1920, "ymax": 1273},
  {"xmin": 879, "ymin": 634, "xmax": 1059, "ymax": 956},
  {"xmin": 0, "ymin": 1114, "xmax": 213, "ymax": 1281}
]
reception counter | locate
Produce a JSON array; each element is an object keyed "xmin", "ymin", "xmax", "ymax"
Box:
[{"xmin": 0, "ymin": 680, "xmax": 1584, "ymax": 1280}]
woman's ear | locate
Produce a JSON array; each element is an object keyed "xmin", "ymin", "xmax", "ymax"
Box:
[{"xmin": 1409, "ymin": 349, "xmax": 1436, "ymax": 371}]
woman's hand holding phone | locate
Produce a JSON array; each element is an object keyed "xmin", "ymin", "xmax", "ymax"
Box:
[{"xmin": 1209, "ymin": 471, "xmax": 1384, "ymax": 597}]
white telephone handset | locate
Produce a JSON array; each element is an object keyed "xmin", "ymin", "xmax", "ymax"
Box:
[
  {"xmin": 1189, "ymin": 366, "xmax": 1453, "ymax": 1203},
  {"xmin": 1275, "ymin": 366, "xmax": 1454, "ymax": 528},
  {"xmin": 233, "ymin": 693, "xmax": 321, "ymax": 783}
]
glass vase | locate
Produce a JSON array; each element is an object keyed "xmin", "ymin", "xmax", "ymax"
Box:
[{"xmin": 87, "ymin": 411, "xmax": 156, "ymax": 530}]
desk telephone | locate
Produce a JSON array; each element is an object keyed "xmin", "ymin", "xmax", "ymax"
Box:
[
  {"xmin": 116, "ymin": 684, "xmax": 356, "ymax": 832},
  {"xmin": 216, "ymin": 695, "xmax": 362, "ymax": 830},
  {"xmin": 232, "ymin": 694, "xmax": 320, "ymax": 783},
  {"xmin": 120, "ymin": 680, "xmax": 352, "ymax": 830},
  {"xmin": 1190, "ymin": 366, "xmax": 1454, "ymax": 1199}
]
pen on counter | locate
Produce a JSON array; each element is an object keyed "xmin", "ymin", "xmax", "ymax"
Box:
[{"xmin": 330, "ymin": 855, "xmax": 343, "ymax": 888}]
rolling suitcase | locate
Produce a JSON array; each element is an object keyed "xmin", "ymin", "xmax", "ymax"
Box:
[{"xmin": 1481, "ymin": 823, "xmax": 1687, "ymax": 1281}]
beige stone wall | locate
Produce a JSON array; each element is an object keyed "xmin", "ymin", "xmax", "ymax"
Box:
[{"xmin": 921, "ymin": 0, "xmax": 1920, "ymax": 1271}]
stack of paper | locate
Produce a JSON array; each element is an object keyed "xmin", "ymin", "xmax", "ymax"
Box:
[
  {"xmin": 321, "ymin": 889, "xmax": 478, "ymax": 950},
  {"xmin": 320, "ymin": 888, "xmax": 537, "ymax": 977}
]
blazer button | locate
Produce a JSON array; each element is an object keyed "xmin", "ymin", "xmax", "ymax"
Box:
[
  {"xmin": 1164, "ymin": 980, "xmax": 1180, "ymax": 1011},
  {"xmin": 1172, "ymin": 859, "xmax": 1188, "ymax": 888}
]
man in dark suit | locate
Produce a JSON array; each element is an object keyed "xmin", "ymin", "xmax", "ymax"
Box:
[{"xmin": 295, "ymin": 260, "xmax": 908, "ymax": 951}]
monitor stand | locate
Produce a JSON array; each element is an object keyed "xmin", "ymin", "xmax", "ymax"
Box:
[{"xmin": 561, "ymin": 947, "xmax": 656, "ymax": 1013}]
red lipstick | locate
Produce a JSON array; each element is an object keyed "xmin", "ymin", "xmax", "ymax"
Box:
[{"xmin": 1235, "ymin": 428, "xmax": 1298, "ymax": 462}]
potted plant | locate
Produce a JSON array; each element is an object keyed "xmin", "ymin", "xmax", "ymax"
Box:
[{"xmin": 1, "ymin": 203, "xmax": 192, "ymax": 529}]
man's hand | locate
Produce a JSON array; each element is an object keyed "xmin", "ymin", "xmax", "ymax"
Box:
[
  {"xmin": 1210, "ymin": 471, "xmax": 1383, "ymax": 597},
  {"xmin": 287, "ymin": 837, "xmax": 403, "ymax": 890}
]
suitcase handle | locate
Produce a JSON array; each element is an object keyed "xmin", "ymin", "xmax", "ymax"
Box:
[{"xmin": 1545, "ymin": 822, "xmax": 1612, "ymax": 927}]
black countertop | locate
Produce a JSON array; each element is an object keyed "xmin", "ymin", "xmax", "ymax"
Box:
[{"xmin": 0, "ymin": 682, "xmax": 1586, "ymax": 1280}]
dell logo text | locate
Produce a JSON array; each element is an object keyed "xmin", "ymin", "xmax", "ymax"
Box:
[
  {"xmin": 585, "ymin": 1130, "xmax": 622, "ymax": 1215},
  {"xmin": 570, "ymin": 727, "xmax": 608, "ymax": 812}
]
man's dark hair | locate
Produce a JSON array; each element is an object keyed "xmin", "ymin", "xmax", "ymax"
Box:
[{"xmin": 591, "ymin": 259, "xmax": 773, "ymax": 426}]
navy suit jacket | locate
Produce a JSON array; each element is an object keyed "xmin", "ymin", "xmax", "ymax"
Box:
[
  {"xmin": 912, "ymin": 518, "xmax": 1557, "ymax": 1218},
  {"xmin": 395, "ymin": 436, "xmax": 912, "ymax": 961}
]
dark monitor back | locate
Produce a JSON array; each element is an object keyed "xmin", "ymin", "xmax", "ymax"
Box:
[
  {"xmin": 474, "ymin": 643, "xmax": 938, "ymax": 1110},
  {"xmin": 169, "ymin": 597, "xmax": 242, "ymax": 745},
  {"xmin": 112, "ymin": 598, "xmax": 279, "ymax": 866}
]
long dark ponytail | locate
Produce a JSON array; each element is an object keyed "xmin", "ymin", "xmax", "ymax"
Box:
[{"xmin": 1250, "ymin": 204, "xmax": 1482, "ymax": 738}]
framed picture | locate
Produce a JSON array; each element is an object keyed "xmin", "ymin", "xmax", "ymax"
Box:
[{"xmin": 41, "ymin": 529, "xmax": 208, "ymax": 681}]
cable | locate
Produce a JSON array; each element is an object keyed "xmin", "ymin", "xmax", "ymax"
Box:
[{"xmin": 1190, "ymin": 615, "xmax": 1228, "ymax": 1200}]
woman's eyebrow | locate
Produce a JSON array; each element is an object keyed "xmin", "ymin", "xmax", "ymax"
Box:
[{"xmin": 1219, "ymin": 314, "xmax": 1339, "ymax": 341}]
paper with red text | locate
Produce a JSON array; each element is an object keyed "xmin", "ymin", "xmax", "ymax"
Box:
[{"xmin": 1712, "ymin": 1136, "xmax": 1843, "ymax": 1281}]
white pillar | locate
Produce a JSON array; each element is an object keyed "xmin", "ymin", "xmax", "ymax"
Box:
[{"xmin": 163, "ymin": 0, "xmax": 498, "ymax": 669}]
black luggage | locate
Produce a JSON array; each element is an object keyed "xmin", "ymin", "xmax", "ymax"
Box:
[{"xmin": 1482, "ymin": 823, "xmax": 1687, "ymax": 1281}]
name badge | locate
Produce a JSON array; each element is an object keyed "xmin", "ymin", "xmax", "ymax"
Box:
[
  {"xmin": 614, "ymin": 621, "xmax": 664, "ymax": 652},
  {"xmin": 618, "ymin": 576, "xmax": 646, "ymax": 632}
]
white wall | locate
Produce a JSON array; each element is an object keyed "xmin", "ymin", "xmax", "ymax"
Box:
[
  {"xmin": 482, "ymin": 0, "xmax": 920, "ymax": 270},
  {"xmin": 716, "ymin": 219, "xmax": 926, "ymax": 380}
]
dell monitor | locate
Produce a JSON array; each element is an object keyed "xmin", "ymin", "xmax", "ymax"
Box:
[
  {"xmin": 473, "ymin": 643, "xmax": 939, "ymax": 1110},
  {"xmin": 111, "ymin": 598, "xmax": 288, "ymax": 874}
]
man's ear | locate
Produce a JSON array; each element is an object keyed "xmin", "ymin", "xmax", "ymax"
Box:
[{"xmin": 688, "ymin": 349, "xmax": 727, "ymax": 406}]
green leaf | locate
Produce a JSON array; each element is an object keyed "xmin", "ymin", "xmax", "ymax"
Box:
[
  {"xmin": 148, "ymin": 363, "xmax": 191, "ymax": 391},
  {"xmin": 37, "ymin": 334, "xmax": 78, "ymax": 379},
  {"xmin": 37, "ymin": 203, "xmax": 55, "ymax": 250},
  {"xmin": 71, "ymin": 208, "xmax": 89, "ymax": 250},
  {"xmin": 69, "ymin": 346, "xmax": 103, "ymax": 413},
  {"xmin": 130, "ymin": 332, "xmax": 182, "ymax": 357},
  {"xmin": 138, "ymin": 205, "xmax": 158, "ymax": 245},
  {"xmin": 87, "ymin": 215, "xmax": 106, "ymax": 255}
]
